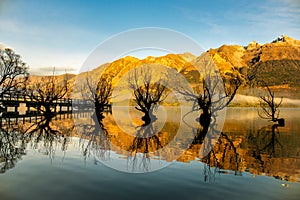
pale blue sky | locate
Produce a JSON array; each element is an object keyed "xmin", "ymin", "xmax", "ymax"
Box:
[{"xmin": 0, "ymin": 0, "xmax": 299, "ymax": 74}]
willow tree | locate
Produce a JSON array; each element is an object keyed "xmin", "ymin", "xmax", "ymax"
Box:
[
  {"xmin": 176, "ymin": 53, "xmax": 244, "ymax": 127},
  {"xmin": 0, "ymin": 48, "xmax": 28, "ymax": 95},
  {"xmin": 128, "ymin": 67, "xmax": 168, "ymax": 125},
  {"xmin": 82, "ymin": 74, "xmax": 113, "ymax": 121},
  {"xmin": 0, "ymin": 48, "xmax": 28, "ymax": 113},
  {"xmin": 258, "ymin": 84, "xmax": 284, "ymax": 125},
  {"xmin": 26, "ymin": 72, "xmax": 71, "ymax": 117}
]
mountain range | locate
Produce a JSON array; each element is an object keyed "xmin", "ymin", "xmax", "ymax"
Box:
[
  {"xmin": 207, "ymin": 35, "xmax": 300, "ymax": 106},
  {"xmin": 25, "ymin": 35, "xmax": 300, "ymax": 106}
]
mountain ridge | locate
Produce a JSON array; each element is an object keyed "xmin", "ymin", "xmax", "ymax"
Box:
[
  {"xmin": 207, "ymin": 35, "xmax": 300, "ymax": 95},
  {"xmin": 23, "ymin": 35, "xmax": 300, "ymax": 102}
]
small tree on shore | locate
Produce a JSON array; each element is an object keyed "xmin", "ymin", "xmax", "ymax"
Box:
[{"xmin": 258, "ymin": 84, "xmax": 283, "ymax": 124}]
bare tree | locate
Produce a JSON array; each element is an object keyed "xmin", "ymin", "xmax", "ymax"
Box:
[
  {"xmin": 128, "ymin": 67, "xmax": 168, "ymax": 124},
  {"xmin": 258, "ymin": 84, "xmax": 283, "ymax": 123},
  {"xmin": 0, "ymin": 48, "xmax": 28, "ymax": 112},
  {"xmin": 26, "ymin": 71, "xmax": 71, "ymax": 117},
  {"xmin": 0, "ymin": 48, "xmax": 29, "ymax": 95},
  {"xmin": 175, "ymin": 54, "xmax": 243, "ymax": 127},
  {"xmin": 81, "ymin": 74, "xmax": 113, "ymax": 120},
  {"xmin": 220, "ymin": 71, "xmax": 244, "ymax": 107}
]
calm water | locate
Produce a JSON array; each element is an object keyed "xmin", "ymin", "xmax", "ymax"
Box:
[{"xmin": 0, "ymin": 107, "xmax": 299, "ymax": 200}]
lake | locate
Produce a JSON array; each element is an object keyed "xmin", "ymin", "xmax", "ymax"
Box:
[{"xmin": 0, "ymin": 107, "xmax": 299, "ymax": 200}]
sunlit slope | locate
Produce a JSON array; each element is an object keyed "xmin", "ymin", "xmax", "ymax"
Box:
[{"xmin": 27, "ymin": 35, "xmax": 300, "ymax": 105}]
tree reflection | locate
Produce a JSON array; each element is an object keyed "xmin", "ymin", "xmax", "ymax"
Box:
[
  {"xmin": 244, "ymin": 124, "xmax": 284, "ymax": 175},
  {"xmin": 0, "ymin": 115, "xmax": 73, "ymax": 173},
  {"xmin": 198, "ymin": 132, "xmax": 242, "ymax": 182},
  {"xmin": 127, "ymin": 121, "xmax": 163, "ymax": 172},
  {"xmin": 78, "ymin": 112, "xmax": 111, "ymax": 163},
  {"xmin": 180, "ymin": 104, "xmax": 242, "ymax": 181},
  {"xmin": 24, "ymin": 115, "xmax": 73, "ymax": 165},
  {"xmin": 256, "ymin": 125, "xmax": 283, "ymax": 158},
  {"xmin": 198, "ymin": 123, "xmax": 285, "ymax": 182},
  {"xmin": 0, "ymin": 124, "xmax": 27, "ymax": 173}
]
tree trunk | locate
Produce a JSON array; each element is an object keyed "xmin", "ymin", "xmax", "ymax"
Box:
[
  {"xmin": 142, "ymin": 112, "xmax": 151, "ymax": 125},
  {"xmin": 199, "ymin": 109, "xmax": 211, "ymax": 127}
]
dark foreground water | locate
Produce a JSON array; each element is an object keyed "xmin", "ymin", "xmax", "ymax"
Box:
[{"xmin": 0, "ymin": 108, "xmax": 299, "ymax": 200}]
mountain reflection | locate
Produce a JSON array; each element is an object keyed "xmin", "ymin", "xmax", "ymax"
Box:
[
  {"xmin": 197, "ymin": 123, "xmax": 299, "ymax": 182},
  {"xmin": 0, "ymin": 109, "xmax": 299, "ymax": 182},
  {"xmin": 99, "ymin": 114, "xmax": 181, "ymax": 172}
]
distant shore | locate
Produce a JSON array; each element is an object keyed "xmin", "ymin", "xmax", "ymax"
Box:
[
  {"xmin": 229, "ymin": 94, "xmax": 300, "ymax": 108},
  {"xmin": 111, "ymin": 94, "xmax": 300, "ymax": 108}
]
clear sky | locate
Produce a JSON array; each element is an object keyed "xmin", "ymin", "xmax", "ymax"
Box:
[{"xmin": 0, "ymin": 0, "xmax": 299, "ymax": 75}]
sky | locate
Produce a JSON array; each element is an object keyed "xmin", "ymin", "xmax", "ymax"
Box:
[{"xmin": 0, "ymin": 0, "xmax": 299, "ymax": 75}]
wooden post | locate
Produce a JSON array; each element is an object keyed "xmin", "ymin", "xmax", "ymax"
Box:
[{"xmin": 27, "ymin": 104, "xmax": 30, "ymax": 113}]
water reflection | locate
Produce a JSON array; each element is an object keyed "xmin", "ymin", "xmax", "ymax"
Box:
[
  {"xmin": 0, "ymin": 108, "xmax": 299, "ymax": 182},
  {"xmin": 197, "ymin": 120, "xmax": 299, "ymax": 182},
  {"xmin": 127, "ymin": 122, "xmax": 163, "ymax": 172},
  {"xmin": 246, "ymin": 124, "xmax": 283, "ymax": 162},
  {"xmin": 201, "ymin": 132, "xmax": 243, "ymax": 182},
  {"xmin": 77, "ymin": 112, "xmax": 111, "ymax": 163},
  {"xmin": 0, "ymin": 114, "xmax": 73, "ymax": 172},
  {"xmin": 0, "ymin": 124, "xmax": 27, "ymax": 173},
  {"xmin": 95, "ymin": 112, "xmax": 182, "ymax": 172},
  {"xmin": 242, "ymin": 124, "xmax": 292, "ymax": 180}
]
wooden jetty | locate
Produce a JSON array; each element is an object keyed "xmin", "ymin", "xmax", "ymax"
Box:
[{"xmin": 0, "ymin": 93, "xmax": 112, "ymax": 118}]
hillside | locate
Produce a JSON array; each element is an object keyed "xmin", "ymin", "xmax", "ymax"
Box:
[
  {"xmin": 23, "ymin": 35, "xmax": 300, "ymax": 105},
  {"xmin": 71, "ymin": 53, "xmax": 201, "ymax": 100},
  {"xmin": 208, "ymin": 35, "xmax": 300, "ymax": 99}
]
